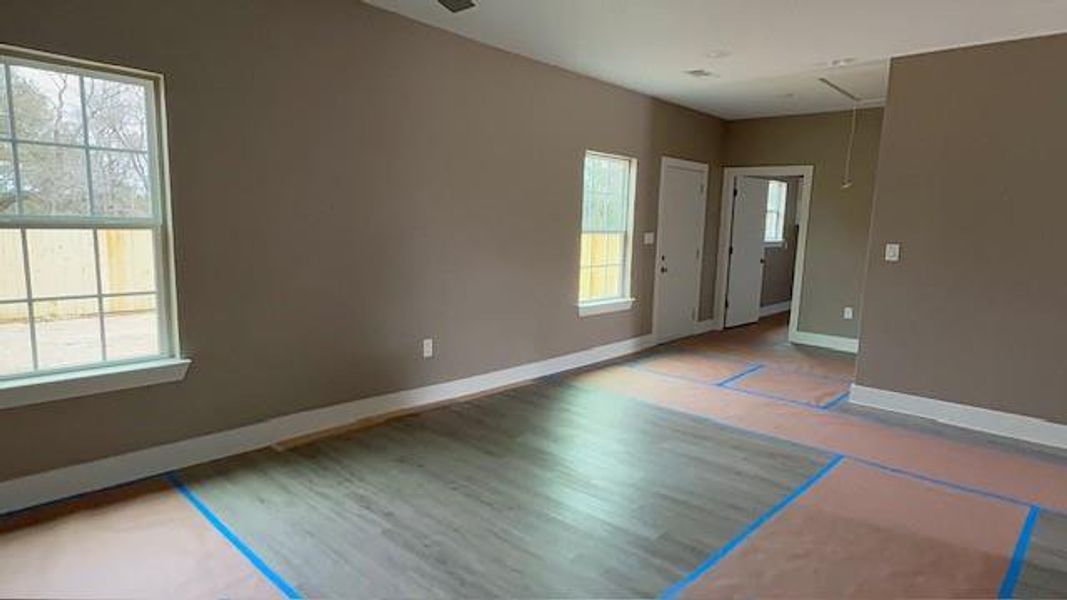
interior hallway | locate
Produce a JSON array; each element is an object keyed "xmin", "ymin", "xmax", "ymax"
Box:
[{"xmin": 2, "ymin": 316, "xmax": 1066, "ymax": 598}]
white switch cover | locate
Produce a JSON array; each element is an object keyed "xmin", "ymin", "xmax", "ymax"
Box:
[
  {"xmin": 422, "ymin": 338, "xmax": 434, "ymax": 358},
  {"xmin": 643, "ymin": 232, "xmax": 656, "ymax": 245},
  {"xmin": 843, "ymin": 307, "xmax": 854, "ymax": 320},
  {"xmin": 884, "ymin": 243, "xmax": 901, "ymax": 262}
]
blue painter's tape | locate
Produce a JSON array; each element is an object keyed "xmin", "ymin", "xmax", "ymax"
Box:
[
  {"xmin": 564, "ymin": 378, "xmax": 1057, "ymax": 515},
  {"xmin": 822, "ymin": 391, "xmax": 851, "ymax": 411},
  {"xmin": 166, "ymin": 473, "xmax": 302, "ymax": 599},
  {"xmin": 716, "ymin": 363, "xmax": 765, "ymax": 386},
  {"xmin": 719, "ymin": 382, "xmax": 835, "ymax": 411},
  {"xmin": 999, "ymin": 505, "xmax": 1040, "ymax": 599},
  {"xmin": 659, "ymin": 455, "xmax": 844, "ymax": 600}
]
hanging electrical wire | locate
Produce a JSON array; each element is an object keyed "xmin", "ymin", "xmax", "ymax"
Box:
[{"xmin": 818, "ymin": 77, "xmax": 861, "ymax": 189}]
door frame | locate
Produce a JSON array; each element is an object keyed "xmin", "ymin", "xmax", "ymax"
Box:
[
  {"xmin": 712, "ymin": 165, "xmax": 814, "ymax": 345},
  {"xmin": 652, "ymin": 156, "xmax": 709, "ymax": 343}
]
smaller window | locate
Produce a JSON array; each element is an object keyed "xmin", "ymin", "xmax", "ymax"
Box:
[
  {"xmin": 578, "ymin": 151, "xmax": 636, "ymax": 314},
  {"xmin": 764, "ymin": 179, "xmax": 788, "ymax": 245}
]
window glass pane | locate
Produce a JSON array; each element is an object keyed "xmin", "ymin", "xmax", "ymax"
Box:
[
  {"xmin": 0, "ymin": 66, "xmax": 10, "ymax": 139},
  {"xmin": 85, "ymin": 77, "xmax": 148, "ymax": 151},
  {"xmin": 582, "ymin": 155, "xmax": 630, "ymax": 233},
  {"xmin": 0, "ymin": 230, "xmax": 26, "ymax": 301},
  {"xmin": 0, "ymin": 142, "xmax": 16, "ymax": 214},
  {"xmin": 98, "ymin": 229, "xmax": 156, "ymax": 294},
  {"xmin": 91, "ymin": 150, "xmax": 151, "ymax": 217},
  {"xmin": 103, "ymin": 294, "xmax": 158, "ymax": 360},
  {"xmin": 10, "ymin": 65, "xmax": 84, "ymax": 144},
  {"xmin": 34, "ymin": 297, "xmax": 101, "ymax": 369},
  {"xmin": 27, "ymin": 229, "xmax": 97, "ymax": 297},
  {"xmin": 579, "ymin": 267, "xmax": 592, "ymax": 302},
  {"xmin": 0, "ymin": 302, "xmax": 32, "ymax": 376},
  {"xmin": 589, "ymin": 266, "xmax": 606, "ymax": 300},
  {"xmin": 18, "ymin": 143, "xmax": 90, "ymax": 216},
  {"xmin": 603, "ymin": 265, "xmax": 622, "ymax": 298}
]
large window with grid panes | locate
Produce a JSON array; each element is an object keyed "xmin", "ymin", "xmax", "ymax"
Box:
[{"xmin": 0, "ymin": 49, "xmax": 177, "ymax": 382}]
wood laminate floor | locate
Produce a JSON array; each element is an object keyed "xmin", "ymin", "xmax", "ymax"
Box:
[
  {"xmin": 3, "ymin": 313, "xmax": 1067, "ymax": 598},
  {"xmin": 182, "ymin": 380, "xmax": 829, "ymax": 598}
]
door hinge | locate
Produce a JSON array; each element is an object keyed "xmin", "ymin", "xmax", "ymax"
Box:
[{"xmin": 729, "ymin": 246, "xmax": 734, "ymax": 256}]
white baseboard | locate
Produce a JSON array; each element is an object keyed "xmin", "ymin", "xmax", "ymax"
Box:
[
  {"xmin": 850, "ymin": 384, "xmax": 1067, "ymax": 451},
  {"xmin": 759, "ymin": 301, "xmax": 792, "ymax": 317},
  {"xmin": 0, "ymin": 334, "xmax": 656, "ymax": 515},
  {"xmin": 789, "ymin": 330, "xmax": 859, "ymax": 354}
]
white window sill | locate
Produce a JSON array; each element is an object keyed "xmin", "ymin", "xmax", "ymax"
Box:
[
  {"xmin": 0, "ymin": 358, "xmax": 191, "ymax": 411},
  {"xmin": 578, "ymin": 298, "xmax": 635, "ymax": 317}
]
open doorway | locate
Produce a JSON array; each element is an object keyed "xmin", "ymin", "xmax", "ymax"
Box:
[{"xmin": 713, "ymin": 166, "xmax": 814, "ymax": 343}]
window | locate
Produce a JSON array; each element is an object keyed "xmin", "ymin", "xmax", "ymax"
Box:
[
  {"xmin": 764, "ymin": 179, "xmax": 788, "ymax": 245},
  {"xmin": 0, "ymin": 49, "xmax": 179, "ymax": 388},
  {"xmin": 578, "ymin": 151, "xmax": 636, "ymax": 315}
]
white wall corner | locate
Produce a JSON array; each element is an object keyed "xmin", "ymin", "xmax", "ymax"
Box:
[
  {"xmin": 788, "ymin": 330, "xmax": 859, "ymax": 354},
  {"xmin": 759, "ymin": 301, "xmax": 792, "ymax": 318},
  {"xmin": 693, "ymin": 318, "xmax": 721, "ymax": 335},
  {"xmin": 850, "ymin": 384, "xmax": 1067, "ymax": 451}
]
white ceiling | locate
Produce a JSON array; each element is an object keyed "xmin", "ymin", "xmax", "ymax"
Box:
[{"xmin": 364, "ymin": 0, "xmax": 1067, "ymax": 120}]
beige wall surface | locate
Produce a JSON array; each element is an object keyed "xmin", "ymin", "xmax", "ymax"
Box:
[
  {"xmin": 0, "ymin": 0, "xmax": 726, "ymax": 481},
  {"xmin": 856, "ymin": 34, "xmax": 1067, "ymax": 424},
  {"xmin": 725, "ymin": 109, "xmax": 883, "ymax": 338},
  {"xmin": 760, "ymin": 176, "xmax": 800, "ymax": 307}
]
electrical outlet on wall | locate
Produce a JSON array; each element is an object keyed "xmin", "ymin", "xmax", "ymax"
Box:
[
  {"xmin": 422, "ymin": 338, "xmax": 434, "ymax": 359},
  {"xmin": 843, "ymin": 307, "xmax": 854, "ymax": 320},
  {"xmin": 643, "ymin": 232, "xmax": 655, "ymax": 245}
]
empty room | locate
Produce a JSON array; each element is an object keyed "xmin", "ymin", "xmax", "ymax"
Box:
[{"xmin": 2, "ymin": 1, "xmax": 1067, "ymax": 598}]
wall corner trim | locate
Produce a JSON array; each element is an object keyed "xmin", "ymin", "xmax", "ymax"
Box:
[
  {"xmin": 0, "ymin": 333, "xmax": 657, "ymax": 515},
  {"xmin": 850, "ymin": 384, "xmax": 1067, "ymax": 451}
]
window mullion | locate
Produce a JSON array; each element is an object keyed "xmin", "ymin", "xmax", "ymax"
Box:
[
  {"xmin": 4, "ymin": 62, "xmax": 23, "ymax": 216},
  {"xmin": 91, "ymin": 228, "xmax": 108, "ymax": 361},
  {"xmin": 19, "ymin": 228, "xmax": 39, "ymax": 369},
  {"xmin": 79, "ymin": 76, "xmax": 109, "ymax": 362}
]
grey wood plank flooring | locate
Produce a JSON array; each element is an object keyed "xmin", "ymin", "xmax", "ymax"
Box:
[
  {"xmin": 1017, "ymin": 510, "xmax": 1067, "ymax": 598},
  {"xmin": 181, "ymin": 379, "xmax": 829, "ymax": 599}
]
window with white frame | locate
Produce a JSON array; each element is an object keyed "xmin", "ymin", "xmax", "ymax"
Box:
[
  {"xmin": 578, "ymin": 151, "xmax": 636, "ymax": 311},
  {"xmin": 764, "ymin": 179, "xmax": 788, "ymax": 245},
  {"xmin": 0, "ymin": 51, "xmax": 176, "ymax": 381}
]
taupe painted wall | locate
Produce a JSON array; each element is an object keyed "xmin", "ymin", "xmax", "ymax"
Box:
[
  {"xmin": 856, "ymin": 34, "xmax": 1067, "ymax": 424},
  {"xmin": 0, "ymin": 0, "xmax": 726, "ymax": 481},
  {"xmin": 760, "ymin": 176, "xmax": 800, "ymax": 307},
  {"xmin": 725, "ymin": 109, "xmax": 883, "ymax": 338}
]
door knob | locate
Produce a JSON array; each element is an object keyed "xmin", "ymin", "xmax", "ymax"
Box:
[{"xmin": 660, "ymin": 267, "xmax": 668, "ymax": 273}]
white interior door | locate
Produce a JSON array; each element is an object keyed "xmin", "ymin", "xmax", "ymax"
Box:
[
  {"xmin": 654, "ymin": 160, "xmax": 707, "ymax": 342},
  {"xmin": 725, "ymin": 176, "xmax": 768, "ymax": 328}
]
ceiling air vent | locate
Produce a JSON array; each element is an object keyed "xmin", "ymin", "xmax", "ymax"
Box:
[{"xmin": 438, "ymin": 0, "xmax": 476, "ymax": 13}]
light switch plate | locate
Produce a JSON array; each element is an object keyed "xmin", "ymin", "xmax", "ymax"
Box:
[
  {"xmin": 643, "ymin": 232, "xmax": 655, "ymax": 245},
  {"xmin": 885, "ymin": 243, "xmax": 901, "ymax": 262},
  {"xmin": 422, "ymin": 338, "xmax": 434, "ymax": 358}
]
